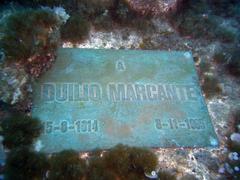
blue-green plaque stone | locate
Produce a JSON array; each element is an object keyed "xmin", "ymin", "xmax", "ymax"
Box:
[{"xmin": 32, "ymin": 48, "xmax": 218, "ymax": 152}]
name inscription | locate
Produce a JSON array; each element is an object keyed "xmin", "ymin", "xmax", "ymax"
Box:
[{"xmin": 41, "ymin": 83, "xmax": 199, "ymax": 102}]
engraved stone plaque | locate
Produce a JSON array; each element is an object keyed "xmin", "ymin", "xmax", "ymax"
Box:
[{"xmin": 32, "ymin": 48, "xmax": 218, "ymax": 152}]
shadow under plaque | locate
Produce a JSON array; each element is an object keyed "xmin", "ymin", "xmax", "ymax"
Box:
[{"xmin": 32, "ymin": 48, "xmax": 219, "ymax": 152}]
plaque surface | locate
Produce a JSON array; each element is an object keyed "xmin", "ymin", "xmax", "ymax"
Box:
[{"xmin": 32, "ymin": 48, "xmax": 218, "ymax": 152}]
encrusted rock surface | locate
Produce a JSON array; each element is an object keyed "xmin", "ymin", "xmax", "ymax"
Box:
[
  {"xmin": 0, "ymin": 63, "xmax": 30, "ymax": 105},
  {"xmin": 63, "ymin": 29, "xmax": 142, "ymax": 49},
  {"xmin": 26, "ymin": 53, "xmax": 56, "ymax": 78},
  {"xmin": 63, "ymin": 15, "xmax": 240, "ymax": 179},
  {"xmin": 126, "ymin": 0, "xmax": 184, "ymax": 16}
]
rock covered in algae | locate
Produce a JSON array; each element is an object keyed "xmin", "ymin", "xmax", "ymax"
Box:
[
  {"xmin": 125, "ymin": 0, "xmax": 184, "ymax": 16},
  {"xmin": 0, "ymin": 63, "xmax": 29, "ymax": 105}
]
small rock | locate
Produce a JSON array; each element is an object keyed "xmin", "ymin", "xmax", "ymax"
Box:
[
  {"xmin": 194, "ymin": 151, "xmax": 220, "ymax": 172},
  {"xmin": 224, "ymin": 163, "xmax": 234, "ymax": 174},
  {"xmin": 230, "ymin": 133, "xmax": 240, "ymax": 143},
  {"xmin": 0, "ymin": 63, "xmax": 29, "ymax": 105},
  {"xmin": 218, "ymin": 166, "xmax": 225, "ymax": 174},
  {"xmin": 234, "ymin": 166, "xmax": 240, "ymax": 172},
  {"xmin": 145, "ymin": 171, "xmax": 158, "ymax": 179},
  {"xmin": 228, "ymin": 152, "xmax": 239, "ymax": 161}
]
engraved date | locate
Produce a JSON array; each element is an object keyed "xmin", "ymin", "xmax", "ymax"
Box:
[
  {"xmin": 44, "ymin": 119, "xmax": 98, "ymax": 134},
  {"xmin": 155, "ymin": 118, "xmax": 205, "ymax": 130}
]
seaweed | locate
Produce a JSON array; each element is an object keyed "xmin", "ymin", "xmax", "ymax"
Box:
[
  {"xmin": 130, "ymin": 146, "xmax": 158, "ymax": 174},
  {"xmin": 87, "ymin": 145, "xmax": 158, "ymax": 179},
  {"xmin": 201, "ymin": 74, "xmax": 222, "ymax": 99},
  {"xmin": 213, "ymin": 51, "xmax": 227, "ymax": 64},
  {"xmin": 75, "ymin": 0, "xmax": 112, "ymax": 19},
  {"xmin": 214, "ymin": 49, "xmax": 240, "ymax": 77},
  {"xmin": 158, "ymin": 170, "xmax": 177, "ymax": 180},
  {"xmin": 104, "ymin": 144, "xmax": 132, "ymax": 176},
  {"xmin": 93, "ymin": 12, "xmax": 114, "ymax": 31},
  {"xmin": 232, "ymin": 111, "xmax": 240, "ymax": 133},
  {"xmin": 0, "ymin": 9, "xmax": 59, "ymax": 61},
  {"xmin": 1, "ymin": 113, "xmax": 43, "ymax": 149},
  {"xmin": 180, "ymin": 174, "xmax": 198, "ymax": 180},
  {"xmin": 87, "ymin": 157, "xmax": 116, "ymax": 180},
  {"xmin": 170, "ymin": 0, "xmax": 239, "ymax": 42},
  {"xmin": 103, "ymin": 144, "xmax": 158, "ymax": 178},
  {"xmin": 4, "ymin": 147, "xmax": 49, "ymax": 180},
  {"xmin": 3, "ymin": 141, "xmax": 159, "ymax": 179},
  {"xmin": 226, "ymin": 50, "xmax": 240, "ymax": 77},
  {"xmin": 49, "ymin": 150, "xmax": 87, "ymax": 180},
  {"xmin": 8, "ymin": 0, "xmax": 64, "ymax": 7},
  {"xmin": 60, "ymin": 14, "xmax": 90, "ymax": 44},
  {"xmin": 210, "ymin": 0, "xmax": 240, "ymax": 17}
]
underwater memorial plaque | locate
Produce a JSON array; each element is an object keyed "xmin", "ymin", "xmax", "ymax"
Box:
[{"xmin": 32, "ymin": 48, "xmax": 218, "ymax": 152}]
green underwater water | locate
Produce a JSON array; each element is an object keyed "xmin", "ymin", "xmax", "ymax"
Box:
[{"xmin": 0, "ymin": 1, "xmax": 240, "ymax": 179}]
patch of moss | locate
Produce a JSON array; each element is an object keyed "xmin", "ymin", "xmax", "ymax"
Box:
[
  {"xmin": 201, "ymin": 74, "xmax": 222, "ymax": 99},
  {"xmin": 3, "ymin": 143, "xmax": 159, "ymax": 179},
  {"xmin": 9, "ymin": 0, "xmax": 114, "ymax": 18},
  {"xmin": 127, "ymin": 172, "xmax": 146, "ymax": 180},
  {"xmin": 107, "ymin": 0, "xmax": 153, "ymax": 31},
  {"xmin": 104, "ymin": 144, "xmax": 132, "ymax": 176},
  {"xmin": 75, "ymin": 0, "xmax": 113, "ymax": 19},
  {"xmin": 103, "ymin": 144, "xmax": 158, "ymax": 178},
  {"xmin": 0, "ymin": 9, "xmax": 60, "ymax": 61},
  {"xmin": 210, "ymin": 0, "xmax": 240, "ymax": 17},
  {"xmin": 139, "ymin": 37, "xmax": 155, "ymax": 50},
  {"xmin": 130, "ymin": 147, "xmax": 158, "ymax": 174},
  {"xmin": 215, "ymin": 27, "xmax": 237, "ymax": 43},
  {"xmin": 198, "ymin": 60, "xmax": 223, "ymax": 97},
  {"xmin": 1, "ymin": 113, "xmax": 43, "ymax": 149},
  {"xmin": 213, "ymin": 52, "xmax": 227, "ymax": 64},
  {"xmin": 213, "ymin": 49, "xmax": 240, "ymax": 77},
  {"xmin": 93, "ymin": 13, "xmax": 114, "ymax": 31},
  {"xmin": 226, "ymin": 50, "xmax": 240, "ymax": 77},
  {"xmin": 232, "ymin": 110, "xmax": 240, "ymax": 133},
  {"xmin": 4, "ymin": 147, "xmax": 49, "ymax": 180},
  {"xmin": 228, "ymin": 141, "xmax": 240, "ymax": 153},
  {"xmin": 170, "ymin": 0, "xmax": 239, "ymax": 42},
  {"xmin": 174, "ymin": 12, "xmax": 222, "ymax": 40},
  {"xmin": 9, "ymin": 0, "xmax": 64, "ymax": 7},
  {"xmin": 180, "ymin": 174, "xmax": 198, "ymax": 180},
  {"xmin": 199, "ymin": 60, "xmax": 212, "ymax": 75},
  {"xmin": 110, "ymin": 0, "xmax": 132, "ymax": 24},
  {"xmin": 158, "ymin": 170, "xmax": 177, "ymax": 180},
  {"xmin": 87, "ymin": 157, "xmax": 116, "ymax": 180},
  {"xmin": 49, "ymin": 150, "xmax": 87, "ymax": 180},
  {"xmin": 60, "ymin": 14, "xmax": 90, "ymax": 44},
  {"xmin": 87, "ymin": 144, "xmax": 158, "ymax": 180}
]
